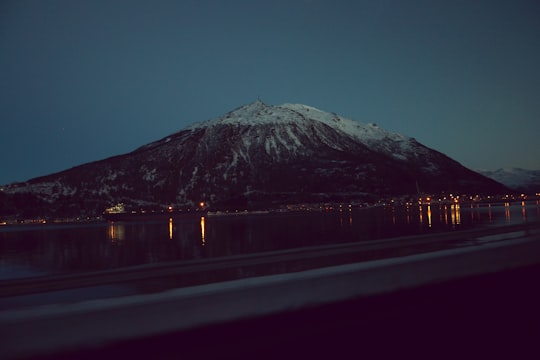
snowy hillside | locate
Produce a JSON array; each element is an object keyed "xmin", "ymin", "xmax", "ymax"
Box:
[{"xmin": 479, "ymin": 168, "xmax": 540, "ymax": 192}]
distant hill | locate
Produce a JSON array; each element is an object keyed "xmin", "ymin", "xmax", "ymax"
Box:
[
  {"xmin": 1, "ymin": 100, "xmax": 508, "ymax": 218},
  {"xmin": 479, "ymin": 168, "xmax": 540, "ymax": 194}
]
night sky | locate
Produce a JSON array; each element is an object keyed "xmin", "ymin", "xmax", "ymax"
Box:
[{"xmin": 1, "ymin": 0, "xmax": 539, "ymax": 185}]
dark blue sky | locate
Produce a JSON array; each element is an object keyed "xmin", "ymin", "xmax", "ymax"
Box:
[{"xmin": 1, "ymin": 0, "xmax": 539, "ymax": 185}]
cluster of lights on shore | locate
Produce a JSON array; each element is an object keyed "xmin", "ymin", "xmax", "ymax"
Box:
[
  {"xmin": 103, "ymin": 192, "xmax": 540, "ymax": 217},
  {"xmin": 104, "ymin": 195, "xmax": 539, "ymax": 246},
  {"xmin": 167, "ymin": 202, "xmax": 206, "ymax": 212},
  {"xmin": 415, "ymin": 193, "xmax": 535, "ymax": 206}
]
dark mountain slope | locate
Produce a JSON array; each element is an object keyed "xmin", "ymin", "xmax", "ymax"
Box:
[{"xmin": 1, "ymin": 100, "xmax": 508, "ymax": 217}]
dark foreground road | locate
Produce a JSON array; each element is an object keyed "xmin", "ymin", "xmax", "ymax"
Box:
[{"xmin": 33, "ymin": 264, "xmax": 540, "ymax": 360}]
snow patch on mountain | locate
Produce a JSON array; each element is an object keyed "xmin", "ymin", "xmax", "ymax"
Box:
[
  {"xmin": 5, "ymin": 181, "xmax": 77, "ymax": 202},
  {"xmin": 142, "ymin": 167, "xmax": 157, "ymax": 182},
  {"xmin": 279, "ymin": 103, "xmax": 407, "ymax": 142}
]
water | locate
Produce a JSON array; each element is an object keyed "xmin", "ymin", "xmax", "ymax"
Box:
[{"xmin": 1, "ymin": 202, "xmax": 539, "ymax": 280}]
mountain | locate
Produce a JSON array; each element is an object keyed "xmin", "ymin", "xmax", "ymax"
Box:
[
  {"xmin": 479, "ymin": 168, "xmax": 540, "ymax": 193},
  {"xmin": 0, "ymin": 100, "xmax": 508, "ymax": 218}
]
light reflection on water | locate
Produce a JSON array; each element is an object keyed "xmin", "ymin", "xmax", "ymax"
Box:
[
  {"xmin": 0, "ymin": 202, "xmax": 539, "ymax": 279},
  {"xmin": 200, "ymin": 216, "xmax": 206, "ymax": 246},
  {"xmin": 108, "ymin": 222, "xmax": 125, "ymax": 243}
]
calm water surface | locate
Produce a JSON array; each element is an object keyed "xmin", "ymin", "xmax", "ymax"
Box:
[{"xmin": 1, "ymin": 202, "xmax": 539, "ymax": 280}]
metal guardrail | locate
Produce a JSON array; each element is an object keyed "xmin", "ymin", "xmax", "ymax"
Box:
[{"xmin": 1, "ymin": 222, "xmax": 539, "ymax": 298}]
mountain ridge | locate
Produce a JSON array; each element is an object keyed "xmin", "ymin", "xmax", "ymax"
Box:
[
  {"xmin": 1, "ymin": 100, "xmax": 509, "ymax": 218},
  {"xmin": 479, "ymin": 168, "xmax": 540, "ymax": 193}
]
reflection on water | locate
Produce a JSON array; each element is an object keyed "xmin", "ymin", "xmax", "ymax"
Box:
[
  {"xmin": 451, "ymin": 204, "xmax": 461, "ymax": 225},
  {"xmin": 1, "ymin": 202, "xmax": 539, "ymax": 278},
  {"xmin": 108, "ymin": 222, "xmax": 125, "ymax": 243},
  {"xmin": 200, "ymin": 216, "xmax": 206, "ymax": 246},
  {"xmin": 420, "ymin": 204, "xmax": 459, "ymax": 227},
  {"xmin": 339, "ymin": 211, "xmax": 354, "ymax": 227}
]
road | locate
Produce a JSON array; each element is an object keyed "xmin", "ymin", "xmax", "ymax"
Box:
[{"xmin": 41, "ymin": 263, "xmax": 540, "ymax": 360}]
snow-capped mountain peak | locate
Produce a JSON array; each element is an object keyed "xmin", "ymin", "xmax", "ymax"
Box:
[
  {"xmin": 187, "ymin": 100, "xmax": 417, "ymax": 162},
  {"xmin": 191, "ymin": 99, "xmax": 285, "ymax": 128}
]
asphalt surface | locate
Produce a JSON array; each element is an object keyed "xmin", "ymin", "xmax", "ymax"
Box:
[{"xmin": 31, "ymin": 263, "xmax": 540, "ymax": 360}]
